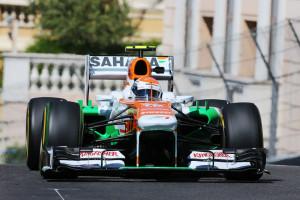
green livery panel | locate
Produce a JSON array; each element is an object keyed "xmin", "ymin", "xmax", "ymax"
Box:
[{"xmin": 77, "ymin": 98, "xmax": 222, "ymax": 149}]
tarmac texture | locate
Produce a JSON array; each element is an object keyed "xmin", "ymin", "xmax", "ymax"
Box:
[{"xmin": 0, "ymin": 164, "xmax": 299, "ymax": 200}]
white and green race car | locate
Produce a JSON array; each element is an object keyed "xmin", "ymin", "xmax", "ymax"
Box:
[{"xmin": 26, "ymin": 46, "xmax": 267, "ymax": 180}]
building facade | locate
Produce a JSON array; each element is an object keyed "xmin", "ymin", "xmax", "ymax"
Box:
[
  {"xmin": 161, "ymin": 0, "xmax": 300, "ymax": 78},
  {"xmin": 161, "ymin": 0, "xmax": 300, "ymax": 158}
]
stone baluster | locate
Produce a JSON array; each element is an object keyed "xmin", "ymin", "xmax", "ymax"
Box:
[
  {"xmin": 110, "ymin": 81, "xmax": 116, "ymax": 92},
  {"xmin": 2, "ymin": 11, "xmax": 8, "ymax": 25},
  {"xmin": 40, "ymin": 64, "xmax": 50, "ymax": 91},
  {"xmin": 87, "ymin": 79, "xmax": 93, "ymax": 92},
  {"xmin": 30, "ymin": 63, "xmax": 40, "ymax": 92},
  {"xmin": 97, "ymin": 80, "xmax": 106, "ymax": 94},
  {"xmin": 27, "ymin": 14, "xmax": 34, "ymax": 26},
  {"xmin": 99, "ymin": 80, "xmax": 105, "ymax": 93},
  {"xmin": 103, "ymin": 80, "xmax": 114, "ymax": 94},
  {"xmin": 115, "ymin": 80, "xmax": 124, "ymax": 91},
  {"xmin": 71, "ymin": 66, "xmax": 81, "ymax": 93},
  {"xmin": 89, "ymin": 80, "xmax": 95, "ymax": 92},
  {"xmin": 80, "ymin": 66, "xmax": 85, "ymax": 90},
  {"xmin": 19, "ymin": 12, "xmax": 25, "ymax": 26},
  {"xmin": 61, "ymin": 66, "xmax": 71, "ymax": 91},
  {"xmin": 50, "ymin": 64, "xmax": 61, "ymax": 92},
  {"xmin": 71, "ymin": 74, "xmax": 80, "ymax": 93},
  {"xmin": 98, "ymin": 80, "xmax": 106, "ymax": 94},
  {"xmin": 11, "ymin": 11, "xmax": 16, "ymax": 20}
]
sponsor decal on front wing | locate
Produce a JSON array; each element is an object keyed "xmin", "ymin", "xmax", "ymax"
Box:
[
  {"xmin": 79, "ymin": 149, "xmax": 125, "ymax": 159},
  {"xmin": 189, "ymin": 150, "xmax": 235, "ymax": 161}
]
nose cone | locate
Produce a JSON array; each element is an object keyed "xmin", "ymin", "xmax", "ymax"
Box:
[{"xmin": 138, "ymin": 115, "xmax": 177, "ymax": 131}]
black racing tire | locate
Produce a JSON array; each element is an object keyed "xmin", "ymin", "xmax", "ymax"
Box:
[
  {"xmin": 222, "ymin": 103, "xmax": 263, "ymax": 149},
  {"xmin": 40, "ymin": 101, "xmax": 82, "ymax": 179},
  {"xmin": 41, "ymin": 101, "xmax": 82, "ymax": 148},
  {"xmin": 26, "ymin": 97, "xmax": 65, "ymax": 170},
  {"xmin": 193, "ymin": 99, "xmax": 229, "ymax": 109},
  {"xmin": 222, "ymin": 103, "xmax": 265, "ymax": 181}
]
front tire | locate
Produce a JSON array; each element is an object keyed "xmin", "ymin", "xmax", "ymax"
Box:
[
  {"xmin": 26, "ymin": 97, "xmax": 65, "ymax": 170},
  {"xmin": 222, "ymin": 103, "xmax": 265, "ymax": 181},
  {"xmin": 39, "ymin": 101, "xmax": 82, "ymax": 179}
]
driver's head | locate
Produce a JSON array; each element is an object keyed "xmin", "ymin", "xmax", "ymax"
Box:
[{"xmin": 131, "ymin": 76, "xmax": 162, "ymax": 100}]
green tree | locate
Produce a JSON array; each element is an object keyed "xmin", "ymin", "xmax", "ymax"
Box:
[{"xmin": 27, "ymin": 0, "xmax": 134, "ymax": 54}]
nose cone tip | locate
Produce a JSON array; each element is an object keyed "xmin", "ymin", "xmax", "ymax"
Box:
[{"xmin": 137, "ymin": 115, "xmax": 177, "ymax": 131}]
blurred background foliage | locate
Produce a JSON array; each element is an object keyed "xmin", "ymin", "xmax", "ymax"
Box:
[
  {"xmin": 26, "ymin": 0, "xmax": 137, "ymax": 54},
  {"xmin": 2, "ymin": 145, "xmax": 26, "ymax": 164}
]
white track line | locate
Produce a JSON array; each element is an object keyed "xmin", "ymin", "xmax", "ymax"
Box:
[{"xmin": 54, "ymin": 189, "xmax": 65, "ymax": 200}]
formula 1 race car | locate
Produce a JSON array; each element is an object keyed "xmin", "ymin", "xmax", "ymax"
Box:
[{"xmin": 26, "ymin": 46, "xmax": 266, "ymax": 180}]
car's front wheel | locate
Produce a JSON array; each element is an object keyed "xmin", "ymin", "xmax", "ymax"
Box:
[
  {"xmin": 222, "ymin": 103, "xmax": 265, "ymax": 181},
  {"xmin": 26, "ymin": 97, "xmax": 65, "ymax": 170},
  {"xmin": 39, "ymin": 101, "xmax": 82, "ymax": 179}
]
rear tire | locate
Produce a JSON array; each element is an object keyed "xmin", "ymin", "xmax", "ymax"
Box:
[
  {"xmin": 26, "ymin": 97, "xmax": 65, "ymax": 170},
  {"xmin": 40, "ymin": 101, "xmax": 82, "ymax": 179},
  {"xmin": 222, "ymin": 103, "xmax": 265, "ymax": 181}
]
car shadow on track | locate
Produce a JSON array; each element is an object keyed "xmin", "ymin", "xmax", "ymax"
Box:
[{"xmin": 46, "ymin": 176, "xmax": 281, "ymax": 184}]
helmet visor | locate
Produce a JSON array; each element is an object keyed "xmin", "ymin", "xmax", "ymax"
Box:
[{"xmin": 133, "ymin": 89, "xmax": 161, "ymax": 100}]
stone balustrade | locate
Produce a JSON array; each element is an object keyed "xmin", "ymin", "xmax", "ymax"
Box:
[
  {"xmin": 2, "ymin": 53, "xmax": 123, "ymax": 102},
  {"xmin": 0, "ymin": 9, "xmax": 35, "ymax": 27}
]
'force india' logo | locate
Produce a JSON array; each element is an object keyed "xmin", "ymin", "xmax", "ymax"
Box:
[
  {"xmin": 89, "ymin": 56, "xmax": 161, "ymax": 68},
  {"xmin": 80, "ymin": 149, "xmax": 125, "ymax": 159}
]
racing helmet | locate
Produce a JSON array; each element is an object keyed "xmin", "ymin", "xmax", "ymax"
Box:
[{"xmin": 131, "ymin": 76, "xmax": 162, "ymax": 100}]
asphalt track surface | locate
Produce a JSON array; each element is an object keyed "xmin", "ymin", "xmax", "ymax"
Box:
[{"xmin": 1, "ymin": 165, "xmax": 300, "ymax": 200}]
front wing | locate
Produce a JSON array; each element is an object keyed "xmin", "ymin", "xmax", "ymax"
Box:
[{"xmin": 40, "ymin": 147, "xmax": 266, "ymax": 177}]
